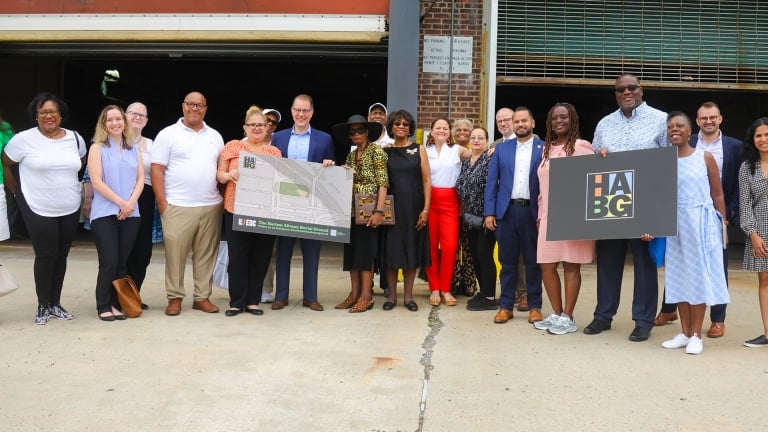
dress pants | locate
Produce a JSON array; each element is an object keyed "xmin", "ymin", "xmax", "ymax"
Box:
[
  {"xmin": 223, "ymin": 211, "xmax": 274, "ymax": 308},
  {"xmin": 15, "ymin": 191, "xmax": 80, "ymax": 307},
  {"xmin": 594, "ymin": 238, "xmax": 658, "ymax": 328},
  {"xmin": 91, "ymin": 215, "xmax": 140, "ymax": 313},
  {"xmin": 468, "ymin": 227, "xmax": 497, "ymax": 298},
  {"xmin": 275, "ymin": 236, "xmax": 322, "ymax": 302},
  {"xmin": 160, "ymin": 203, "xmax": 222, "ymax": 300},
  {"xmin": 126, "ymin": 184, "xmax": 155, "ymax": 290},
  {"xmin": 426, "ymin": 187, "xmax": 460, "ymax": 293},
  {"xmin": 495, "ymin": 203, "xmax": 542, "ymax": 310}
]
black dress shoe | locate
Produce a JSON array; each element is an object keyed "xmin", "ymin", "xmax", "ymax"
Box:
[
  {"xmin": 405, "ymin": 301, "xmax": 419, "ymax": 312},
  {"xmin": 245, "ymin": 308, "xmax": 264, "ymax": 316},
  {"xmin": 583, "ymin": 319, "xmax": 612, "ymax": 335},
  {"xmin": 113, "ymin": 313, "xmax": 127, "ymax": 321},
  {"xmin": 99, "ymin": 313, "xmax": 115, "ymax": 322},
  {"xmin": 225, "ymin": 308, "xmax": 242, "ymax": 317},
  {"xmin": 382, "ymin": 301, "xmax": 396, "ymax": 311},
  {"xmin": 629, "ymin": 326, "xmax": 652, "ymax": 342}
]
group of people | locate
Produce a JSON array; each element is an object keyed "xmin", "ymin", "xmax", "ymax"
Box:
[{"xmin": 2, "ymin": 75, "xmax": 768, "ymax": 355}]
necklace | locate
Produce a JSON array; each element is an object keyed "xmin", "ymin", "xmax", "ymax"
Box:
[{"xmin": 42, "ymin": 129, "xmax": 62, "ymax": 139}]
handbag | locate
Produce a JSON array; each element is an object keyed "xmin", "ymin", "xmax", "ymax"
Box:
[
  {"xmin": 354, "ymin": 193, "xmax": 395, "ymax": 225},
  {"xmin": 112, "ymin": 275, "xmax": 143, "ymax": 318},
  {"xmin": 0, "ymin": 265, "xmax": 19, "ymax": 297},
  {"xmin": 463, "ymin": 213, "xmax": 485, "ymax": 230}
]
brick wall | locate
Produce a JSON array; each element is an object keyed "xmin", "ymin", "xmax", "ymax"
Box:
[{"xmin": 417, "ymin": 0, "xmax": 485, "ymax": 135}]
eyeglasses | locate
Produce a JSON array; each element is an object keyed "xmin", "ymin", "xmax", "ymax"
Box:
[
  {"xmin": 291, "ymin": 108, "xmax": 312, "ymax": 114},
  {"xmin": 245, "ymin": 123, "xmax": 266, "ymax": 129},
  {"xmin": 496, "ymin": 117, "xmax": 513, "ymax": 124},
  {"xmin": 348, "ymin": 127, "xmax": 367, "ymax": 136},
  {"xmin": 698, "ymin": 116, "xmax": 720, "ymax": 122},
  {"xmin": 127, "ymin": 111, "xmax": 147, "ymax": 119},
  {"xmin": 392, "ymin": 121, "xmax": 410, "ymax": 127},
  {"xmin": 265, "ymin": 119, "xmax": 278, "ymax": 125},
  {"xmin": 38, "ymin": 110, "xmax": 59, "ymax": 118},
  {"xmin": 183, "ymin": 101, "xmax": 207, "ymax": 109},
  {"xmin": 469, "ymin": 136, "xmax": 486, "ymax": 141},
  {"xmin": 614, "ymin": 85, "xmax": 639, "ymax": 93}
]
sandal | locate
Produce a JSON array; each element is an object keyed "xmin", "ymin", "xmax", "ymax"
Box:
[
  {"xmin": 429, "ymin": 292, "xmax": 441, "ymax": 306},
  {"xmin": 442, "ymin": 293, "xmax": 457, "ymax": 306}
]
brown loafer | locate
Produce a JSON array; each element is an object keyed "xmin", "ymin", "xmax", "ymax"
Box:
[
  {"xmin": 528, "ymin": 308, "xmax": 543, "ymax": 323},
  {"xmin": 165, "ymin": 298, "xmax": 182, "ymax": 316},
  {"xmin": 653, "ymin": 311, "xmax": 678, "ymax": 326},
  {"xmin": 302, "ymin": 300, "xmax": 324, "ymax": 311},
  {"xmin": 192, "ymin": 299, "xmax": 219, "ymax": 313},
  {"xmin": 707, "ymin": 322, "xmax": 725, "ymax": 338},
  {"xmin": 271, "ymin": 300, "xmax": 289, "ymax": 310},
  {"xmin": 517, "ymin": 294, "xmax": 530, "ymax": 312},
  {"xmin": 494, "ymin": 308, "xmax": 514, "ymax": 324}
]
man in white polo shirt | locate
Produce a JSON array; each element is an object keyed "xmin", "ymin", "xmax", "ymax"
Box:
[{"xmin": 151, "ymin": 91, "xmax": 224, "ymax": 316}]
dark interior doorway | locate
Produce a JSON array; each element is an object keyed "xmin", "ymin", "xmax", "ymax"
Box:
[{"xmin": 1, "ymin": 52, "xmax": 388, "ymax": 145}]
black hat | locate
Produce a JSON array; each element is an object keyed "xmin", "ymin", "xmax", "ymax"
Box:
[{"xmin": 332, "ymin": 114, "xmax": 384, "ymax": 149}]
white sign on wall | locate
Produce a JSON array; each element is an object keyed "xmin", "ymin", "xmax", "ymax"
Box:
[{"xmin": 423, "ymin": 35, "xmax": 473, "ymax": 74}]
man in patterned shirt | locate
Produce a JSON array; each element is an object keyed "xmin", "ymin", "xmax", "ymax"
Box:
[{"xmin": 584, "ymin": 74, "xmax": 668, "ymax": 342}]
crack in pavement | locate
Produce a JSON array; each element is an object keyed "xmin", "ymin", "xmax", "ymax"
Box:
[{"xmin": 415, "ymin": 305, "xmax": 445, "ymax": 432}]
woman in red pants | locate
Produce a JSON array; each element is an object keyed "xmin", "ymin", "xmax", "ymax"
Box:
[{"xmin": 425, "ymin": 117, "xmax": 470, "ymax": 306}]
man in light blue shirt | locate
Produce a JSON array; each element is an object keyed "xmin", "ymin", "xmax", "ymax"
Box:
[{"xmin": 584, "ymin": 74, "xmax": 668, "ymax": 342}]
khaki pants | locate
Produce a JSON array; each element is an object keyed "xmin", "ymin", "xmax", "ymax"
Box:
[{"xmin": 161, "ymin": 203, "xmax": 222, "ymax": 300}]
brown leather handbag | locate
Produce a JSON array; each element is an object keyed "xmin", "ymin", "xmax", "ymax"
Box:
[{"xmin": 112, "ymin": 275, "xmax": 143, "ymax": 318}]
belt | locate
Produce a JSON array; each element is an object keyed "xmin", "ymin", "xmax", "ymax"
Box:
[{"xmin": 510, "ymin": 198, "xmax": 530, "ymax": 207}]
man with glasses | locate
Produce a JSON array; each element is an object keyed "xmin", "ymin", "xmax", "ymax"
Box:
[
  {"xmin": 151, "ymin": 91, "xmax": 224, "ymax": 316},
  {"xmin": 271, "ymin": 94, "xmax": 335, "ymax": 311},
  {"xmin": 653, "ymin": 101, "xmax": 742, "ymax": 338},
  {"xmin": 585, "ymin": 74, "xmax": 668, "ymax": 341}
]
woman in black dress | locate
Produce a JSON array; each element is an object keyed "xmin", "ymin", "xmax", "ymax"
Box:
[{"xmin": 381, "ymin": 110, "xmax": 431, "ymax": 312}]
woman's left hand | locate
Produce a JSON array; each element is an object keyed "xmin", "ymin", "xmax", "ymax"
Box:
[{"xmin": 640, "ymin": 233, "xmax": 654, "ymax": 242}]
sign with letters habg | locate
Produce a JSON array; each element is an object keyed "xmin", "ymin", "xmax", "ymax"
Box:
[{"xmin": 547, "ymin": 146, "xmax": 677, "ymax": 241}]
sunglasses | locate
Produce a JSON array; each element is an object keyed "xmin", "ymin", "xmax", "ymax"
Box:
[
  {"xmin": 348, "ymin": 127, "xmax": 368, "ymax": 136},
  {"xmin": 615, "ymin": 85, "xmax": 639, "ymax": 93},
  {"xmin": 392, "ymin": 121, "xmax": 410, "ymax": 127}
]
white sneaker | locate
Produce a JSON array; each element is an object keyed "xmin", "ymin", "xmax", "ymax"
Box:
[
  {"xmin": 548, "ymin": 315, "xmax": 577, "ymax": 335},
  {"xmin": 662, "ymin": 333, "xmax": 691, "ymax": 349},
  {"xmin": 686, "ymin": 335, "xmax": 703, "ymax": 355},
  {"xmin": 261, "ymin": 292, "xmax": 274, "ymax": 303},
  {"xmin": 533, "ymin": 313, "xmax": 560, "ymax": 330}
]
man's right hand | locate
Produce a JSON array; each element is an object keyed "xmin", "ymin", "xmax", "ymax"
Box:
[{"xmin": 157, "ymin": 199, "xmax": 168, "ymax": 215}]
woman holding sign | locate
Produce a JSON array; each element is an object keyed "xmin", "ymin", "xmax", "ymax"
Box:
[
  {"xmin": 217, "ymin": 106, "xmax": 281, "ymax": 317},
  {"xmin": 534, "ymin": 103, "xmax": 595, "ymax": 335}
]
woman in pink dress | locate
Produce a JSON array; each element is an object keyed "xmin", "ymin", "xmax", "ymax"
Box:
[{"xmin": 534, "ymin": 103, "xmax": 595, "ymax": 335}]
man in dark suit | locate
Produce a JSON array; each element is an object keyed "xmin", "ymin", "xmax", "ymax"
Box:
[
  {"xmin": 271, "ymin": 94, "xmax": 336, "ymax": 311},
  {"xmin": 654, "ymin": 101, "xmax": 742, "ymax": 337},
  {"xmin": 484, "ymin": 107, "xmax": 544, "ymax": 324}
]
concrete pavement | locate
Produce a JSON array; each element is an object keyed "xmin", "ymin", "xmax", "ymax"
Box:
[{"xmin": 0, "ymin": 236, "xmax": 766, "ymax": 431}]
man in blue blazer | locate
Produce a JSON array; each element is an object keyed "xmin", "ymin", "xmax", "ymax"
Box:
[
  {"xmin": 271, "ymin": 94, "xmax": 336, "ymax": 312},
  {"xmin": 654, "ymin": 101, "xmax": 743, "ymax": 337},
  {"xmin": 484, "ymin": 107, "xmax": 544, "ymax": 324}
]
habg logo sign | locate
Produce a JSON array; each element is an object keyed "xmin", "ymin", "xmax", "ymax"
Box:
[{"xmin": 586, "ymin": 170, "xmax": 634, "ymax": 220}]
